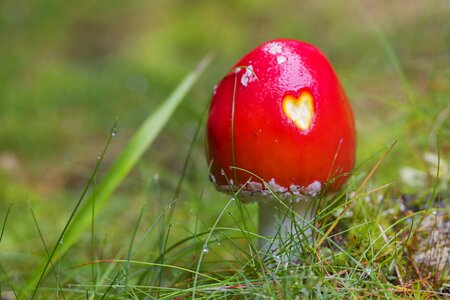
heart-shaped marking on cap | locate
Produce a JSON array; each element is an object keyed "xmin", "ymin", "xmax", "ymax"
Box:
[{"xmin": 282, "ymin": 91, "xmax": 315, "ymax": 131}]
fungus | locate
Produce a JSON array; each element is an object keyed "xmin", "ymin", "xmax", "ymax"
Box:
[{"xmin": 206, "ymin": 39, "xmax": 356, "ymax": 254}]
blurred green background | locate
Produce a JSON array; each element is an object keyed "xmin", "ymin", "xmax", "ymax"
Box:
[{"xmin": 0, "ymin": 0, "xmax": 449, "ymax": 271}]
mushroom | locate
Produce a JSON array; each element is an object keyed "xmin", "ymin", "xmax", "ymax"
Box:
[{"xmin": 206, "ymin": 39, "xmax": 356, "ymax": 254}]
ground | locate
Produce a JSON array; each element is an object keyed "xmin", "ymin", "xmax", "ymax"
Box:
[{"xmin": 0, "ymin": 1, "xmax": 448, "ymax": 298}]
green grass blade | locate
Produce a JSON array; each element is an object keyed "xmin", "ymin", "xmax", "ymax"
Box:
[
  {"xmin": 0, "ymin": 203, "xmax": 13, "ymax": 244},
  {"xmin": 29, "ymin": 204, "xmax": 66, "ymax": 299},
  {"xmin": 27, "ymin": 55, "xmax": 211, "ymax": 296},
  {"xmin": 0, "ymin": 263, "xmax": 19, "ymax": 300}
]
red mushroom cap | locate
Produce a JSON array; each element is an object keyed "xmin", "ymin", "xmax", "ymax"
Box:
[{"xmin": 206, "ymin": 39, "xmax": 356, "ymax": 198}]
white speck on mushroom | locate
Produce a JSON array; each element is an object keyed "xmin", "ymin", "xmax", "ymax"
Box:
[
  {"xmin": 216, "ymin": 178, "xmax": 322, "ymax": 200},
  {"xmin": 241, "ymin": 66, "xmax": 255, "ymax": 87},
  {"xmin": 277, "ymin": 55, "xmax": 287, "ymax": 64},
  {"xmin": 305, "ymin": 180, "xmax": 321, "ymax": 196},
  {"xmin": 289, "ymin": 184, "xmax": 302, "ymax": 195},
  {"xmin": 268, "ymin": 178, "xmax": 288, "ymax": 193},
  {"xmin": 213, "ymin": 84, "xmax": 218, "ymax": 95},
  {"xmin": 266, "ymin": 43, "xmax": 283, "ymax": 55},
  {"xmin": 247, "ymin": 181, "xmax": 263, "ymax": 192}
]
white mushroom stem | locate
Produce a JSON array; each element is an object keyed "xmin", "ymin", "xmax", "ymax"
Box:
[{"xmin": 258, "ymin": 198, "xmax": 316, "ymax": 252}]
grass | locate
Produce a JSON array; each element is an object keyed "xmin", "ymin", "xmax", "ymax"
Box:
[{"xmin": 0, "ymin": 1, "xmax": 449, "ymax": 299}]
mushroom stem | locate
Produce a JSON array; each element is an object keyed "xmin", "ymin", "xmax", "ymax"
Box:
[{"xmin": 258, "ymin": 198, "xmax": 316, "ymax": 252}]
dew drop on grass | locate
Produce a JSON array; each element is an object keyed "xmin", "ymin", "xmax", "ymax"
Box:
[{"xmin": 202, "ymin": 245, "xmax": 209, "ymax": 254}]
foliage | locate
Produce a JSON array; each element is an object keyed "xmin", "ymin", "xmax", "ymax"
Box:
[{"xmin": 0, "ymin": 1, "xmax": 448, "ymax": 299}]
